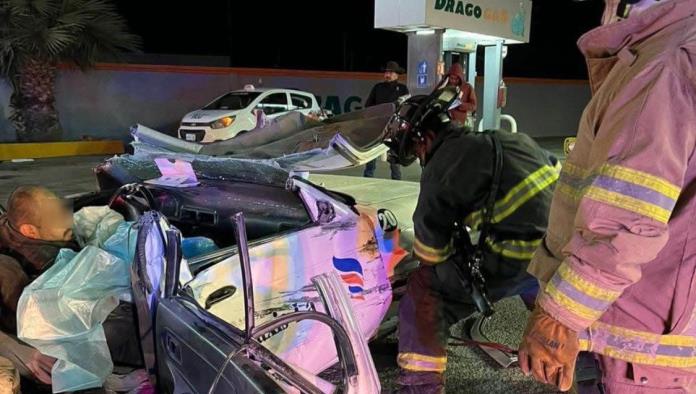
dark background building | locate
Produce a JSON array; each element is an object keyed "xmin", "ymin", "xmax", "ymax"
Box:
[{"xmin": 117, "ymin": 0, "xmax": 604, "ymax": 79}]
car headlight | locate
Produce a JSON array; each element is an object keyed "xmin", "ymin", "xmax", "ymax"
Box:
[{"xmin": 210, "ymin": 116, "xmax": 235, "ymax": 129}]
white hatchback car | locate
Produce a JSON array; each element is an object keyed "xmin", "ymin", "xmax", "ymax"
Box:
[{"xmin": 179, "ymin": 87, "xmax": 322, "ymax": 143}]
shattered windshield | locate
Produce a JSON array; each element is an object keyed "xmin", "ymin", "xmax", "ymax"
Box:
[
  {"xmin": 203, "ymin": 92, "xmax": 262, "ymax": 110},
  {"xmin": 105, "ymin": 142, "xmax": 291, "ymax": 187}
]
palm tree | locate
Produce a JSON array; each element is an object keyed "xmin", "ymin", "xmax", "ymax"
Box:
[{"xmin": 0, "ymin": 0, "xmax": 140, "ymax": 142}]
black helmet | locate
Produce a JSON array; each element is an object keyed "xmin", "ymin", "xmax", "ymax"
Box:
[{"xmin": 382, "ymin": 83, "xmax": 461, "ymax": 166}]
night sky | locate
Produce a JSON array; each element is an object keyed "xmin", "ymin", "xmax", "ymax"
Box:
[{"xmin": 116, "ymin": 0, "xmax": 604, "ymax": 80}]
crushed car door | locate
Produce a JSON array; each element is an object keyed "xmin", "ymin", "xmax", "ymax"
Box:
[
  {"xmin": 133, "ymin": 211, "xmax": 289, "ymax": 393},
  {"xmin": 134, "ymin": 211, "xmax": 380, "ymax": 393}
]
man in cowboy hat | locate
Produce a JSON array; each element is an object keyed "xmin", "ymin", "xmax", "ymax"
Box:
[{"xmin": 364, "ymin": 60, "xmax": 409, "ymax": 180}]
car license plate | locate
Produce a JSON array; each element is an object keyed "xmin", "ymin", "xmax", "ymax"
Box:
[{"xmin": 185, "ymin": 134, "xmax": 196, "ymax": 141}]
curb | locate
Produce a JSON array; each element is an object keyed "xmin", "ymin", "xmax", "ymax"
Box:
[{"xmin": 0, "ymin": 141, "xmax": 124, "ymax": 161}]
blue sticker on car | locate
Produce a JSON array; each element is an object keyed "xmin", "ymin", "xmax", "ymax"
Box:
[{"xmin": 333, "ymin": 257, "xmax": 364, "ymax": 300}]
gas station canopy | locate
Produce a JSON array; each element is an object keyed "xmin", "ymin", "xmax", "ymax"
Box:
[
  {"xmin": 375, "ymin": 0, "xmax": 532, "ymax": 46},
  {"xmin": 375, "ymin": 0, "xmax": 533, "ymax": 130}
]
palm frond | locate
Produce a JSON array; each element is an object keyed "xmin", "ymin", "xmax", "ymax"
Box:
[
  {"xmin": 42, "ymin": 25, "xmax": 75, "ymax": 56},
  {"xmin": 0, "ymin": 44, "xmax": 17, "ymax": 77},
  {"xmin": 27, "ymin": 0, "xmax": 59, "ymax": 17},
  {"xmin": 1, "ymin": 0, "xmax": 140, "ymax": 74},
  {"xmin": 8, "ymin": 0, "xmax": 58, "ymax": 18},
  {"xmin": 55, "ymin": 7, "xmax": 89, "ymax": 31}
]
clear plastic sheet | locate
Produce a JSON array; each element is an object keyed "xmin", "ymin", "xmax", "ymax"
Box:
[
  {"xmin": 16, "ymin": 207, "xmax": 220, "ymax": 392},
  {"xmin": 17, "ymin": 246, "xmax": 132, "ymax": 392},
  {"xmin": 17, "ymin": 208, "xmax": 136, "ymax": 392},
  {"xmin": 73, "ymin": 206, "xmax": 126, "ymax": 249}
]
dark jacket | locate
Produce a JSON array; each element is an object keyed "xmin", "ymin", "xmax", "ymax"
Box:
[
  {"xmin": 365, "ymin": 81, "xmax": 409, "ymax": 107},
  {"xmin": 412, "ymin": 128, "xmax": 558, "ymax": 283},
  {"xmin": 0, "ymin": 255, "xmax": 27, "ymax": 332},
  {"xmin": 0, "ymin": 215, "xmax": 77, "ymax": 332},
  {"xmin": 0, "ymin": 215, "xmax": 77, "ymax": 276}
]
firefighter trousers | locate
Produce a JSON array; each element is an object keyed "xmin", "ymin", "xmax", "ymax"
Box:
[{"xmin": 396, "ymin": 256, "xmax": 538, "ymax": 385}]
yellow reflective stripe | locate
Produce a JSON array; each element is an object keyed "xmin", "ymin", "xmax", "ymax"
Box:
[
  {"xmin": 585, "ymin": 185, "xmax": 672, "ymax": 223},
  {"xmin": 562, "ymin": 162, "xmax": 590, "ymax": 178},
  {"xmin": 414, "ymin": 238, "xmax": 453, "ymax": 255},
  {"xmin": 557, "ymin": 182, "xmax": 581, "ymax": 201},
  {"xmin": 464, "ymin": 211, "xmax": 482, "ymax": 229},
  {"xmin": 563, "ymin": 137, "xmax": 576, "ymax": 155},
  {"xmin": 545, "ymin": 280, "xmax": 604, "ymax": 322},
  {"xmin": 589, "ymin": 321, "xmax": 696, "ymax": 346},
  {"xmin": 581, "ymin": 322, "xmax": 696, "ymax": 368},
  {"xmin": 492, "ymin": 165, "xmax": 559, "ymax": 223},
  {"xmin": 558, "ymin": 163, "xmax": 680, "ymax": 223},
  {"xmin": 578, "ymin": 338, "xmax": 590, "ymax": 352},
  {"xmin": 397, "ymin": 353, "xmax": 447, "ymax": 373},
  {"xmin": 553, "ymin": 160, "xmax": 563, "ymax": 174},
  {"xmin": 557, "ymin": 263, "xmax": 621, "ymax": 302},
  {"xmin": 485, "ymin": 238, "xmax": 541, "ymax": 260},
  {"xmin": 413, "ymin": 238, "xmax": 453, "ymax": 265},
  {"xmin": 398, "ymin": 353, "xmax": 447, "ymax": 364},
  {"xmin": 465, "ymin": 165, "xmax": 559, "ymax": 228},
  {"xmin": 603, "ymin": 348, "xmax": 696, "ymax": 369},
  {"xmin": 659, "ymin": 335, "xmax": 696, "ymax": 347},
  {"xmin": 600, "ymin": 164, "xmax": 680, "ymax": 200}
]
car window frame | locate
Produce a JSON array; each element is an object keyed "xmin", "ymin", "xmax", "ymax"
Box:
[
  {"xmin": 183, "ymin": 177, "xmax": 358, "ymax": 272},
  {"xmin": 256, "ymin": 91, "xmax": 290, "ymax": 116},
  {"xmin": 202, "ymin": 91, "xmax": 262, "ymax": 111},
  {"xmin": 289, "ymin": 92, "xmax": 314, "ymax": 110},
  {"xmin": 181, "ymin": 181, "xmax": 317, "ymax": 269}
]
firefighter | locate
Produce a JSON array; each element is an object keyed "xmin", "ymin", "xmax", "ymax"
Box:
[
  {"xmin": 519, "ymin": 0, "xmax": 696, "ymax": 392},
  {"xmin": 383, "ymin": 85, "xmax": 558, "ymax": 393}
]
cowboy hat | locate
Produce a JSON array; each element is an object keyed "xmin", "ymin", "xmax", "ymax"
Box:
[{"xmin": 382, "ymin": 60, "xmax": 406, "ymax": 74}]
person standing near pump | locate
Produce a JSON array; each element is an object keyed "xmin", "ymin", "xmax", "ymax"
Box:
[
  {"xmin": 363, "ymin": 61, "xmax": 409, "ymax": 180},
  {"xmin": 445, "ymin": 63, "xmax": 477, "ymax": 127},
  {"xmin": 519, "ymin": 0, "xmax": 696, "ymax": 392},
  {"xmin": 383, "ymin": 84, "xmax": 558, "ymax": 393}
]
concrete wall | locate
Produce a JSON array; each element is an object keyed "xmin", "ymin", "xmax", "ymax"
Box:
[
  {"xmin": 0, "ymin": 63, "xmax": 590, "ymax": 142},
  {"xmin": 497, "ymin": 79, "xmax": 590, "ymax": 137}
]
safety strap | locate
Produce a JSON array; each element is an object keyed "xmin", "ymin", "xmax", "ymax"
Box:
[
  {"xmin": 454, "ymin": 131, "xmax": 503, "ymax": 317},
  {"xmin": 476, "ymin": 131, "xmax": 503, "ymax": 252}
]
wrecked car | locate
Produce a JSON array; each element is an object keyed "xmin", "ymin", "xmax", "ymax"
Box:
[{"xmin": 62, "ymin": 104, "xmax": 420, "ymax": 392}]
